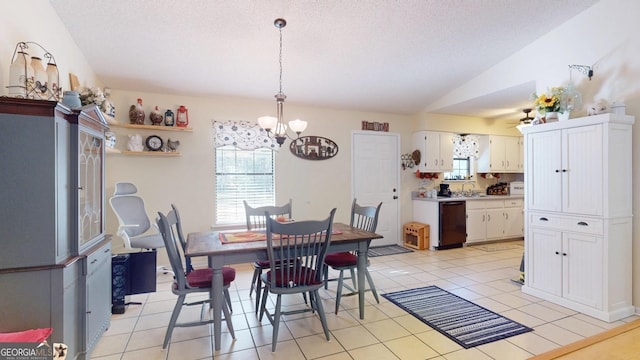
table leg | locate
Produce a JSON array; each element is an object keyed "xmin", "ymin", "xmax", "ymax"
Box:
[
  {"xmin": 357, "ymin": 241, "xmax": 367, "ymax": 319},
  {"xmin": 210, "ymin": 257, "xmax": 224, "ymax": 351}
]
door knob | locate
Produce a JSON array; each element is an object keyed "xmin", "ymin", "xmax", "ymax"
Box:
[{"xmin": 393, "ymin": 195, "xmax": 398, "ymax": 200}]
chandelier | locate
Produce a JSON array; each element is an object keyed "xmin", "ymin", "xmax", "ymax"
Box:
[{"xmin": 258, "ymin": 18, "xmax": 307, "ymax": 146}]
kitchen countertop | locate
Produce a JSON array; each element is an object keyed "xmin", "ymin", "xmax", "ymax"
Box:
[{"xmin": 412, "ymin": 192, "xmax": 524, "ymax": 202}]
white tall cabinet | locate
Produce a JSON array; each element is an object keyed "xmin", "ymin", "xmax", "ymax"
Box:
[{"xmin": 521, "ymin": 113, "xmax": 634, "ymax": 322}]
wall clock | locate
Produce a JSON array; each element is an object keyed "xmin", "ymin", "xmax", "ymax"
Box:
[
  {"xmin": 145, "ymin": 135, "xmax": 163, "ymax": 151},
  {"xmin": 289, "ymin": 136, "xmax": 338, "ymax": 160}
]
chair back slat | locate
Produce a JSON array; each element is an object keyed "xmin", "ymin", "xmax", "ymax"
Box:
[
  {"xmin": 157, "ymin": 211, "xmax": 187, "ymax": 289},
  {"xmin": 244, "ymin": 199, "xmax": 292, "ymax": 231},
  {"xmin": 265, "ymin": 209, "xmax": 336, "ymax": 289},
  {"xmin": 350, "ymin": 199, "xmax": 382, "ymax": 233}
]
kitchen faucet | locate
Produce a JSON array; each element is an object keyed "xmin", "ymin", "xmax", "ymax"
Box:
[{"xmin": 462, "ymin": 181, "xmax": 475, "ymax": 195}]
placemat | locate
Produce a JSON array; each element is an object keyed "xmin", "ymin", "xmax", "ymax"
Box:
[{"xmin": 220, "ymin": 231, "xmax": 266, "ymax": 244}]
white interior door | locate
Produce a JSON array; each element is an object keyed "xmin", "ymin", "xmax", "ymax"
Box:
[{"xmin": 352, "ymin": 131, "xmax": 400, "ymax": 246}]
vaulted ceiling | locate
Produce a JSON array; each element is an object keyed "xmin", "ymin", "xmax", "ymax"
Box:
[{"xmin": 50, "ymin": 0, "xmax": 598, "ymax": 121}]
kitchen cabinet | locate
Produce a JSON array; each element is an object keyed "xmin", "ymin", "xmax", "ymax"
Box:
[
  {"xmin": 412, "ymin": 200, "xmax": 439, "ymax": 249},
  {"xmin": 465, "ymin": 198, "xmax": 523, "ymax": 244},
  {"xmin": 521, "ymin": 113, "xmax": 634, "ymax": 322},
  {"xmin": 0, "ymin": 98, "xmax": 111, "ymax": 359},
  {"xmin": 526, "ymin": 214, "xmax": 603, "ymax": 309},
  {"xmin": 412, "ymin": 131, "xmax": 454, "ymax": 172},
  {"xmin": 477, "ymin": 135, "xmax": 523, "ymax": 173}
]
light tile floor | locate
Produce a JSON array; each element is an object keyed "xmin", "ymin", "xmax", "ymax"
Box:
[{"xmin": 91, "ymin": 241, "xmax": 639, "ymax": 360}]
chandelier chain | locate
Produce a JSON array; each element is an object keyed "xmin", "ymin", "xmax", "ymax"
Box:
[{"xmin": 278, "ymin": 27, "xmax": 284, "ymax": 96}]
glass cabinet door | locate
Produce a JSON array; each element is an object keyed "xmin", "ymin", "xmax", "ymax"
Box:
[{"xmin": 78, "ymin": 127, "xmax": 104, "ymax": 249}]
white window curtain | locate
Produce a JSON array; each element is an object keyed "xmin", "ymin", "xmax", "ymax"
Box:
[
  {"xmin": 212, "ymin": 120, "xmax": 277, "ymax": 150},
  {"xmin": 453, "ymin": 134, "xmax": 480, "ymax": 159}
]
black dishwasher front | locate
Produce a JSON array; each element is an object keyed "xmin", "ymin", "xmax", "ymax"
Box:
[{"xmin": 437, "ymin": 201, "xmax": 466, "ymax": 249}]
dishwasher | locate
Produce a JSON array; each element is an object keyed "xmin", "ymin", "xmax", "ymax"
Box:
[{"xmin": 437, "ymin": 201, "xmax": 466, "ymax": 249}]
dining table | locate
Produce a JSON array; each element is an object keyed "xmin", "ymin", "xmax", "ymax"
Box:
[{"xmin": 185, "ymin": 221, "xmax": 383, "ymax": 351}]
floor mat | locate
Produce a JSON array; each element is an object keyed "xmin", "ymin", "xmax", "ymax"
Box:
[
  {"xmin": 382, "ymin": 285, "xmax": 533, "ymax": 349},
  {"xmin": 368, "ymin": 245, "xmax": 413, "ymax": 257}
]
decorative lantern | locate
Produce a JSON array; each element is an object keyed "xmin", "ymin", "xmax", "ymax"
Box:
[{"xmin": 176, "ymin": 105, "xmax": 189, "ymax": 127}]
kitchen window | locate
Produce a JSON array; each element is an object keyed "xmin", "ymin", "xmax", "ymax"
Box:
[
  {"xmin": 444, "ymin": 157, "xmax": 471, "ymax": 180},
  {"xmin": 215, "ymin": 146, "xmax": 275, "ymax": 224}
]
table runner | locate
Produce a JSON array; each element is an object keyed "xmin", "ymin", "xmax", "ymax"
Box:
[{"xmin": 220, "ymin": 230, "xmax": 343, "ymax": 244}]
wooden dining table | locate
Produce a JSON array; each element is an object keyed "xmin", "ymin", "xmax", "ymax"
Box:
[{"xmin": 185, "ymin": 222, "xmax": 383, "ymax": 350}]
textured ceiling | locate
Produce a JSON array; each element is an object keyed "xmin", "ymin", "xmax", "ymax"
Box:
[{"xmin": 50, "ymin": 0, "xmax": 598, "ymax": 119}]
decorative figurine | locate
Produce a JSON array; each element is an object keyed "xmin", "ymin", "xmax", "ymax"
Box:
[
  {"xmin": 164, "ymin": 109, "xmax": 175, "ymax": 126},
  {"xmin": 149, "ymin": 105, "xmax": 163, "ymax": 125},
  {"xmin": 176, "ymin": 105, "xmax": 189, "ymax": 127},
  {"xmin": 127, "ymin": 134, "xmax": 144, "ymax": 151},
  {"xmin": 129, "ymin": 98, "xmax": 145, "ymax": 125},
  {"xmin": 167, "ymin": 138, "xmax": 180, "ymax": 151}
]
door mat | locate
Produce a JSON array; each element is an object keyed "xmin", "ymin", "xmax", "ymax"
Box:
[
  {"xmin": 470, "ymin": 243, "xmax": 523, "ymax": 252},
  {"xmin": 382, "ymin": 285, "xmax": 533, "ymax": 349},
  {"xmin": 368, "ymin": 245, "xmax": 413, "ymax": 257}
]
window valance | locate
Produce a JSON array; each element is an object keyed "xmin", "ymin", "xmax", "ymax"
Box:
[
  {"xmin": 212, "ymin": 120, "xmax": 277, "ymax": 150},
  {"xmin": 453, "ymin": 134, "xmax": 480, "ymax": 159}
]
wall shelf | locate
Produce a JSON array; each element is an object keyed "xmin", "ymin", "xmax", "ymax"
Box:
[
  {"xmin": 120, "ymin": 151, "xmax": 181, "ymax": 157},
  {"xmin": 114, "ymin": 123, "xmax": 193, "ymax": 132}
]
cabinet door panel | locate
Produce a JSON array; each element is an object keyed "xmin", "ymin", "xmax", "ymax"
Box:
[
  {"xmin": 485, "ymin": 209, "xmax": 504, "ymax": 239},
  {"xmin": 562, "ymin": 125, "xmax": 603, "ymax": 216},
  {"xmin": 465, "ymin": 210, "xmax": 486, "ymax": 243},
  {"xmin": 527, "ymin": 131, "xmax": 562, "ymax": 212},
  {"xmin": 527, "ymin": 227, "xmax": 562, "ymax": 296},
  {"xmin": 489, "ymin": 136, "xmax": 506, "ymax": 171},
  {"xmin": 439, "ymin": 132, "xmax": 454, "ymax": 171},
  {"xmin": 503, "ymin": 207, "xmax": 524, "ymax": 238},
  {"xmin": 424, "ymin": 132, "xmax": 440, "ymax": 172},
  {"xmin": 504, "ymin": 136, "xmax": 521, "ymax": 172},
  {"xmin": 563, "ymin": 233, "xmax": 603, "ymax": 309}
]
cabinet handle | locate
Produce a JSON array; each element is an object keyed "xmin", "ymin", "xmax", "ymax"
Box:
[
  {"xmin": 505, "ymin": 213, "xmax": 509, "ymax": 220},
  {"xmin": 539, "ymin": 217, "xmax": 549, "ymax": 221},
  {"xmin": 434, "ymin": 159, "xmax": 438, "ymax": 166},
  {"xmin": 482, "ymin": 214, "xmax": 485, "ymax": 222},
  {"xmin": 577, "ymin": 221, "xmax": 588, "ymax": 226},
  {"xmin": 555, "ymin": 251, "xmax": 560, "ymax": 255},
  {"xmin": 441, "ymin": 159, "xmax": 444, "ymax": 166},
  {"xmin": 91, "ymin": 259, "xmax": 98, "ymax": 264},
  {"xmin": 104, "ymin": 248, "xmax": 111, "ymax": 253},
  {"xmin": 562, "ymin": 169, "xmax": 567, "ymax": 172},
  {"xmin": 555, "ymin": 169, "xmax": 560, "ymax": 173},
  {"xmin": 562, "ymin": 253, "xmax": 567, "ymax": 256},
  {"xmin": 487, "ymin": 214, "xmax": 491, "ymax": 221}
]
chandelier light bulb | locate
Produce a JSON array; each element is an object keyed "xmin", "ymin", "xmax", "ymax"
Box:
[
  {"xmin": 258, "ymin": 116, "xmax": 277, "ymax": 131},
  {"xmin": 289, "ymin": 119, "xmax": 307, "ymax": 134}
]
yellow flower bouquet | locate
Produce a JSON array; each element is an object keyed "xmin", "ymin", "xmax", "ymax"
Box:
[{"xmin": 532, "ymin": 86, "xmax": 564, "ymax": 114}]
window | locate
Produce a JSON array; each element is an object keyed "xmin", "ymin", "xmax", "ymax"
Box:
[
  {"xmin": 444, "ymin": 157, "xmax": 471, "ymax": 180},
  {"xmin": 215, "ymin": 146, "xmax": 275, "ymax": 224}
]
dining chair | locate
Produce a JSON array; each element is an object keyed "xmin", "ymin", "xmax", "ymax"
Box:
[
  {"xmin": 259, "ymin": 208, "xmax": 336, "ymax": 352},
  {"xmin": 166, "ymin": 203, "xmax": 232, "ymax": 311},
  {"xmin": 156, "ymin": 211, "xmax": 236, "ymax": 349},
  {"xmin": 244, "ymin": 199, "xmax": 292, "ymax": 314},
  {"xmin": 323, "ymin": 199, "xmax": 382, "ymax": 314}
]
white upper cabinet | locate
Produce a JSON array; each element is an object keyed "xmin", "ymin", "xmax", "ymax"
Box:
[
  {"xmin": 412, "ymin": 131, "xmax": 454, "ymax": 172},
  {"xmin": 477, "ymin": 135, "xmax": 523, "ymax": 173}
]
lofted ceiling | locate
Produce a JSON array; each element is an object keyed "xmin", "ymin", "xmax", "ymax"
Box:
[{"xmin": 49, "ymin": 0, "xmax": 598, "ymax": 121}]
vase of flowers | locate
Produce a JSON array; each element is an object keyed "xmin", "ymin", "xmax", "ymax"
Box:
[{"xmin": 532, "ymin": 86, "xmax": 564, "ymax": 122}]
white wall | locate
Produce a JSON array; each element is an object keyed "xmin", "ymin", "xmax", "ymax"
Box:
[
  {"xmin": 0, "ymin": 1, "xmax": 99, "ymax": 95},
  {"xmin": 104, "ymin": 90, "xmax": 416, "ymax": 255}
]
